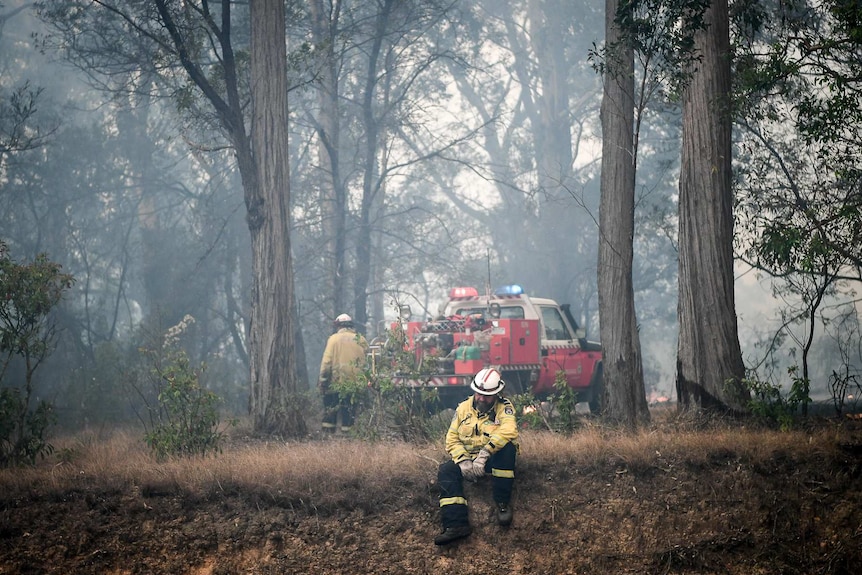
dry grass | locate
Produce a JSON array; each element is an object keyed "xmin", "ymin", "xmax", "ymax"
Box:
[
  {"xmin": 1, "ymin": 413, "xmax": 850, "ymax": 501},
  {"xmin": 0, "ymin": 429, "xmax": 443, "ymax": 513},
  {"xmin": 522, "ymin": 412, "xmax": 847, "ymax": 471}
]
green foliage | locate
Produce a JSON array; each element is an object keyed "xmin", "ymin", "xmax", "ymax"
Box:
[
  {"xmin": 0, "ymin": 241, "xmax": 74, "ymax": 362},
  {"xmin": 374, "ymin": 319, "xmax": 444, "ymax": 376},
  {"xmin": 0, "ymin": 387, "xmax": 56, "ymax": 466},
  {"xmin": 139, "ymin": 316, "xmax": 230, "ymax": 459},
  {"xmin": 335, "ymin": 371, "xmax": 448, "ymax": 442},
  {"xmin": 733, "ymin": 0, "xmax": 862, "ymax": 283},
  {"xmin": 742, "ymin": 376, "xmax": 790, "ymax": 429},
  {"xmin": 510, "ymin": 392, "xmax": 545, "ymax": 430},
  {"xmin": 510, "ymin": 371, "xmax": 582, "ymax": 434},
  {"xmin": 590, "ymin": 0, "xmax": 710, "ymax": 101},
  {"xmin": 550, "ymin": 371, "xmax": 581, "ymax": 432},
  {"xmin": 0, "ymin": 241, "xmax": 73, "ymax": 467},
  {"xmin": 785, "ymin": 365, "xmax": 812, "ymax": 411},
  {"xmin": 758, "ymin": 224, "xmax": 803, "ymax": 270},
  {"xmin": 742, "ymin": 366, "xmax": 811, "ymax": 431}
]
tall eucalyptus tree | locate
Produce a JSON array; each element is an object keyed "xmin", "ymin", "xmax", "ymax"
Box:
[
  {"xmin": 308, "ymin": 0, "xmax": 348, "ymax": 322},
  {"xmin": 248, "ymin": 0, "xmax": 306, "ymax": 435},
  {"xmin": 676, "ymin": 0, "xmax": 747, "ymax": 411},
  {"xmin": 38, "ymin": 0, "xmax": 308, "ymax": 435},
  {"xmin": 597, "ymin": 0, "xmax": 649, "ymax": 426}
]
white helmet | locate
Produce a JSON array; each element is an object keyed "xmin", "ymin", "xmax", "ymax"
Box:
[
  {"xmin": 471, "ymin": 367, "xmax": 505, "ymax": 395},
  {"xmin": 334, "ymin": 313, "xmax": 352, "ymax": 324}
]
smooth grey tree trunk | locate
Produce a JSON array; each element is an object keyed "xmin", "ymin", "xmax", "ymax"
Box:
[
  {"xmin": 676, "ymin": 0, "xmax": 748, "ymax": 413},
  {"xmin": 597, "ymin": 0, "xmax": 650, "ymax": 428}
]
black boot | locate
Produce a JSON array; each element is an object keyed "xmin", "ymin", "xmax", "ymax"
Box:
[
  {"xmin": 433, "ymin": 525, "xmax": 472, "ymax": 545},
  {"xmin": 497, "ymin": 502, "xmax": 513, "ymax": 526}
]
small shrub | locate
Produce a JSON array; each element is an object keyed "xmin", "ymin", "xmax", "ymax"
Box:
[
  {"xmin": 138, "ymin": 316, "xmax": 230, "ymax": 459},
  {"xmin": 510, "ymin": 392, "xmax": 547, "ymax": 430},
  {"xmin": 334, "ymin": 370, "xmax": 449, "ymax": 442},
  {"xmin": 510, "ymin": 372, "xmax": 581, "ymax": 434},
  {"xmin": 550, "ymin": 371, "xmax": 581, "ymax": 432},
  {"xmin": 333, "ymin": 323, "xmax": 451, "ymax": 441},
  {"xmin": 0, "ymin": 387, "xmax": 56, "ymax": 466},
  {"xmin": 786, "ymin": 365, "xmax": 812, "ymax": 412},
  {"xmin": 742, "ymin": 366, "xmax": 811, "ymax": 431},
  {"xmin": 829, "ymin": 368, "xmax": 861, "ymax": 416},
  {"xmin": 0, "ymin": 241, "xmax": 73, "ymax": 466}
]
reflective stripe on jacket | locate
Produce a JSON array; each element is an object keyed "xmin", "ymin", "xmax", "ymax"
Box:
[{"xmin": 445, "ymin": 396, "xmax": 519, "ymax": 463}]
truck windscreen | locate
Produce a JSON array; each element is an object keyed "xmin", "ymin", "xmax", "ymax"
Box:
[{"xmin": 453, "ymin": 306, "xmax": 525, "ymax": 319}]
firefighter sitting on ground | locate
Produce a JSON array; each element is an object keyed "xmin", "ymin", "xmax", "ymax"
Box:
[
  {"xmin": 318, "ymin": 313, "xmax": 368, "ymax": 434},
  {"xmin": 434, "ymin": 367, "xmax": 519, "ymax": 545}
]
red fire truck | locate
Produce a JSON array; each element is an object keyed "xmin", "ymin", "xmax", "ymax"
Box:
[{"xmin": 377, "ymin": 285, "xmax": 603, "ymax": 412}]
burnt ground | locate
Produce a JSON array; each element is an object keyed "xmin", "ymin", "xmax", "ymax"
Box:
[{"xmin": 1, "ymin": 419, "xmax": 861, "ymax": 575}]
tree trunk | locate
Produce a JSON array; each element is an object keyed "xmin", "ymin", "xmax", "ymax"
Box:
[
  {"xmin": 247, "ymin": 0, "xmax": 307, "ymax": 436},
  {"xmin": 676, "ymin": 0, "xmax": 748, "ymax": 413},
  {"xmin": 597, "ymin": 0, "xmax": 650, "ymax": 428},
  {"xmin": 353, "ymin": 0, "xmax": 393, "ymax": 335},
  {"xmin": 526, "ymin": 0, "xmax": 574, "ymax": 300},
  {"xmin": 310, "ymin": 0, "xmax": 348, "ymax": 320}
]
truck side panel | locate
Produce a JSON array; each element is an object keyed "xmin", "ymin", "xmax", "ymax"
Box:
[
  {"xmin": 534, "ymin": 346, "xmax": 601, "ymax": 395},
  {"xmin": 501, "ymin": 319, "xmax": 541, "ymax": 364}
]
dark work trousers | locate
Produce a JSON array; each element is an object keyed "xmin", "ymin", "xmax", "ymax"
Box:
[
  {"xmin": 437, "ymin": 442, "xmax": 517, "ymax": 528},
  {"xmin": 322, "ymin": 390, "xmax": 354, "ymax": 431}
]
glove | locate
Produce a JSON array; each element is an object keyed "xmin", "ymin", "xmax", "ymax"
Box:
[
  {"xmin": 471, "ymin": 449, "xmax": 490, "ymax": 478},
  {"xmin": 458, "ymin": 460, "xmax": 476, "ymax": 481}
]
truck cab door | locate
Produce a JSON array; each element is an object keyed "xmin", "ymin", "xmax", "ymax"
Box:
[{"xmin": 536, "ymin": 305, "xmax": 587, "ymax": 394}]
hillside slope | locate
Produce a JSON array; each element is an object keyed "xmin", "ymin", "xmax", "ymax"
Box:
[{"xmin": 1, "ymin": 417, "xmax": 861, "ymax": 575}]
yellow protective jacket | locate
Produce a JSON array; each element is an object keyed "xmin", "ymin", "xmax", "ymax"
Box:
[
  {"xmin": 318, "ymin": 328, "xmax": 368, "ymax": 389},
  {"xmin": 445, "ymin": 396, "xmax": 519, "ymax": 463}
]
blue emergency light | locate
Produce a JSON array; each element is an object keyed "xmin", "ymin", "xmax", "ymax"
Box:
[{"xmin": 494, "ymin": 284, "xmax": 524, "ymax": 296}]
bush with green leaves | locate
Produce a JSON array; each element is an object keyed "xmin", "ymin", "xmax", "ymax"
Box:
[
  {"xmin": 332, "ymin": 366, "xmax": 450, "ymax": 442},
  {"xmin": 0, "ymin": 387, "xmax": 55, "ymax": 466},
  {"xmin": 509, "ymin": 371, "xmax": 582, "ymax": 434},
  {"xmin": 742, "ymin": 366, "xmax": 811, "ymax": 431},
  {"xmin": 137, "ymin": 316, "xmax": 229, "ymax": 459},
  {"xmin": 0, "ymin": 241, "xmax": 73, "ymax": 466}
]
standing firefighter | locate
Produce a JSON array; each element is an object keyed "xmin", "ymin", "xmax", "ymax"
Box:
[
  {"xmin": 434, "ymin": 367, "xmax": 519, "ymax": 545},
  {"xmin": 318, "ymin": 313, "xmax": 368, "ymax": 434}
]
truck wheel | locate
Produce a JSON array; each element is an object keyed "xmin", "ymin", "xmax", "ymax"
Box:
[{"xmin": 587, "ymin": 365, "xmax": 604, "ymax": 415}]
